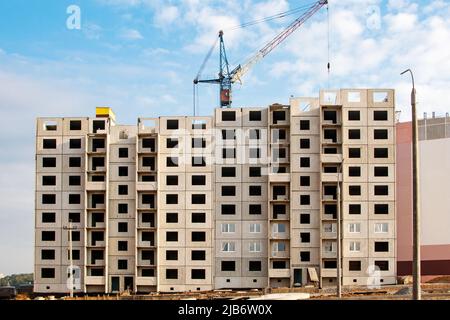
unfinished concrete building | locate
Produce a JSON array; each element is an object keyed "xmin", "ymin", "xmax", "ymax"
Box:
[{"xmin": 34, "ymin": 89, "xmax": 397, "ymax": 294}]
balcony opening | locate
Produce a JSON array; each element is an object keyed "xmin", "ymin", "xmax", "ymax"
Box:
[
  {"xmin": 91, "ymin": 175, "xmax": 105, "ymax": 182},
  {"xmin": 93, "ymin": 120, "xmax": 105, "ymax": 133},
  {"xmin": 92, "ymin": 157, "xmax": 104, "ymax": 170},
  {"xmin": 143, "ymin": 232, "xmax": 155, "ymax": 244},
  {"xmin": 323, "ymin": 185, "xmax": 337, "ymax": 200},
  {"xmin": 273, "ymin": 185, "xmax": 287, "ymax": 200},
  {"xmin": 272, "ymin": 129, "xmax": 286, "ymax": 142},
  {"xmin": 272, "ymin": 111, "xmax": 286, "ymax": 124},
  {"xmin": 92, "ymin": 138, "xmax": 105, "ymax": 152},
  {"xmin": 91, "ymin": 212, "xmax": 104, "ymax": 226},
  {"xmin": 142, "ymin": 212, "xmax": 155, "ymax": 226},
  {"xmin": 142, "ymin": 250, "xmax": 155, "ymax": 264},
  {"xmin": 91, "ymin": 194, "xmax": 105, "ymax": 208},
  {"xmin": 323, "ymin": 110, "xmax": 337, "ymax": 123},
  {"xmin": 324, "ymin": 204, "xmax": 337, "ymax": 218},
  {"xmin": 323, "ymin": 165, "xmax": 338, "ymax": 173},
  {"xmin": 91, "ymin": 231, "xmax": 104, "ymax": 246},
  {"xmin": 142, "ymin": 138, "xmax": 156, "ymax": 151},
  {"xmin": 323, "ymin": 91, "xmax": 337, "ymax": 104},
  {"xmin": 91, "ymin": 250, "xmax": 104, "ymax": 264},
  {"xmin": 273, "ymin": 204, "xmax": 286, "ymax": 219},
  {"xmin": 323, "ymin": 260, "xmax": 337, "ymax": 269},
  {"xmin": 272, "ymin": 261, "xmax": 287, "ymax": 269},
  {"xmin": 143, "ymin": 156, "xmax": 156, "ymax": 170},
  {"xmin": 141, "ymin": 174, "xmax": 156, "ymax": 182},
  {"xmin": 323, "ymin": 129, "xmax": 337, "ymax": 143},
  {"xmin": 324, "ymin": 147, "xmax": 338, "ymax": 154},
  {"xmin": 142, "ymin": 194, "xmax": 155, "ymax": 208}
]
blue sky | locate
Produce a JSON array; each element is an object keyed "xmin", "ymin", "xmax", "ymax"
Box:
[{"xmin": 0, "ymin": 0, "xmax": 449, "ymax": 275}]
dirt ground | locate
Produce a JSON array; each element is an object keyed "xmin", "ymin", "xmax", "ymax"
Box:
[{"xmin": 20, "ymin": 280, "xmax": 450, "ymax": 300}]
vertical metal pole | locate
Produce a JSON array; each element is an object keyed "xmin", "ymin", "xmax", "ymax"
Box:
[
  {"xmin": 68, "ymin": 220, "xmax": 74, "ymax": 298},
  {"xmin": 411, "ymin": 86, "xmax": 421, "ymax": 300},
  {"xmin": 402, "ymin": 68, "xmax": 421, "ymax": 300},
  {"xmin": 336, "ymin": 164, "xmax": 342, "ymax": 298}
]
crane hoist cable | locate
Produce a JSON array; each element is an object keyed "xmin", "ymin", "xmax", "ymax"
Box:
[
  {"xmin": 226, "ymin": 2, "xmax": 319, "ymax": 31},
  {"xmin": 327, "ymin": 3, "xmax": 331, "ymax": 88}
]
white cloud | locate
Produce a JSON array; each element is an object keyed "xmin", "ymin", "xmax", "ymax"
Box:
[
  {"xmin": 120, "ymin": 28, "xmax": 144, "ymax": 40},
  {"xmin": 83, "ymin": 23, "xmax": 102, "ymax": 40},
  {"xmin": 385, "ymin": 12, "xmax": 417, "ymax": 33},
  {"xmin": 154, "ymin": 5, "xmax": 180, "ymax": 27}
]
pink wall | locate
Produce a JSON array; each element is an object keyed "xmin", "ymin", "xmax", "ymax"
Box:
[
  {"xmin": 396, "ymin": 122, "xmax": 413, "ymax": 261},
  {"xmin": 396, "ymin": 122, "xmax": 450, "ymax": 276}
]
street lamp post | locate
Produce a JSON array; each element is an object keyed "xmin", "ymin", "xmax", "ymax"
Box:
[{"xmin": 401, "ymin": 69, "xmax": 421, "ymax": 300}]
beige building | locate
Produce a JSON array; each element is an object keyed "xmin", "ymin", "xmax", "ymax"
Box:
[{"xmin": 34, "ymin": 89, "xmax": 396, "ymax": 294}]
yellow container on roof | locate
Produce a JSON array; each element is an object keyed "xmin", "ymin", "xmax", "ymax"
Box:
[{"xmin": 96, "ymin": 107, "xmax": 116, "ymax": 122}]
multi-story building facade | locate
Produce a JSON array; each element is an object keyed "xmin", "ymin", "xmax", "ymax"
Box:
[{"xmin": 34, "ymin": 89, "xmax": 396, "ymax": 294}]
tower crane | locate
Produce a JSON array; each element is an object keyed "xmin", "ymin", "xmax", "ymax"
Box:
[{"xmin": 193, "ymin": 0, "xmax": 328, "ymax": 110}]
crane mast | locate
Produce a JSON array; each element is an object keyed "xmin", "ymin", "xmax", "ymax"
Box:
[{"xmin": 193, "ymin": 0, "xmax": 328, "ymax": 109}]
